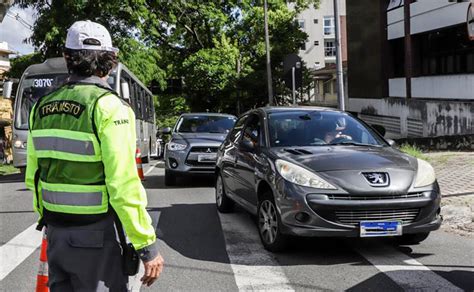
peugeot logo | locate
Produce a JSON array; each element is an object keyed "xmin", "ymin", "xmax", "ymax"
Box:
[{"xmin": 362, "ymin": 172, "xmax": 390, "ymax": 187}]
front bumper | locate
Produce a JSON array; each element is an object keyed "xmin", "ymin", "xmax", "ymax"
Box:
[{"xmin": 274, "ymin": 179, "xmax": 442, "ymax": 237}]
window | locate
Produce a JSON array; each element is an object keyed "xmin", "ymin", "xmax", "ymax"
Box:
[
  {"xmin": 242, "ymin": 115, "xmax": 261, "ymax": 147},
  {"xmin": 323, "ymin": 17, "xmax": 335, "ymax": 35},
  {"xmin": 298, "ymin": 19, "xmax": 305, "ymax": 29},
  {"xmin": 229, "ymin": 115, "xmax": 247, "ymax": 143},
  {"xmin": 313, "ymin": 19, "xmax": 318, "ymax": 24},
  {"xmin": 300, "ymin": 42, "xmax": 306, "ymax": 51},
  {"xmin": 324, "ymin": 40, "xmax": 336, "ymax": 57},
  {"xmin": 323, "ymin": 80, "xmax": 332, "ymax": 94},
  {"xmin": 314, "ymin": 41, "xmax": 319, "ymax": 46}
]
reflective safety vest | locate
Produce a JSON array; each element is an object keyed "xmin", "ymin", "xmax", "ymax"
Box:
[{"xmin": 30, "ymin": 84, "xmax": 114, "ymax": 215}]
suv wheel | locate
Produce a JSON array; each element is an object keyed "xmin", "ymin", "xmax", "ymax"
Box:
[
  {"xmin": 257, "ymin": 192, "xmax": 288, "ymax": 252},
  {"xmin": 396, "ymin": 232, "xmax": 430, "ymax": 245},
  {"xmin": 216, "ymin": 174, "xmax": 234, "ymax": 213},
  {"xmin": 164, "ymin": 169, "xmax": 176, "ymax": 186}
]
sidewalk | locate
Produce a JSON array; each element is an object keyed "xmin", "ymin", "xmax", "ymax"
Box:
[{"xmin": 425, "ymin": 152, "xmax": 474, "ymax": 237}]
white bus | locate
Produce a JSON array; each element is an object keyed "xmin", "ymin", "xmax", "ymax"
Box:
[{"xmin": 11, "ymin": 57, "xmax": 157, "ymax": 170}]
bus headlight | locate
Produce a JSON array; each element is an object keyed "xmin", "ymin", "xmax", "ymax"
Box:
[{"xmin": 14, "ymin": 140, "xmax": 26, "ymax": 149}]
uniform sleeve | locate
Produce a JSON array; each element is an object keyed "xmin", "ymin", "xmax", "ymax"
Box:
[
  {"xmin": 95, "ymin": 94, "xmax": 158, "ymax": 261},
  {"xmin": 25, "ymin": 105, "xmax": 41, "ymax": 215}
]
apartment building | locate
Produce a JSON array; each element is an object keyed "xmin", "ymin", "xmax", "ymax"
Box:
[{"xmin": 347, "ymin": 0, "xmax": 473, "ymax": 138}]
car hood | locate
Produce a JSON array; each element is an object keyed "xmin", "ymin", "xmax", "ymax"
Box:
[
  {"xmin": 172, "ymin": 132, "xmax": 227, "ymax": 145},
  {"xmin": 271, "ymin": 146, "xmax": 418, "ymax": 194}
]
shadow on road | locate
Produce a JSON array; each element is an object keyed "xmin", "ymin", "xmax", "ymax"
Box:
[
  {"xmin": 143, "ymin": 174, "xmax": 215, "ymax": 190},
  {"xmin": 0, "ymin": 173, "xmax": 25, "ymax": 184},
  {"xmin": 150, "ymin": 203, "xmax": 231, "ymax": 264}
]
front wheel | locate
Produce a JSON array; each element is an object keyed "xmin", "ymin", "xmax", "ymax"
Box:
[
  {"xmin": 257, "ymin": 193, "xmax": 288, "ymax": 252},
  {"xmin": 396, "ymin": 232, "xmax": 430, "ymax": 245},
  {"xmin": 215, "ymin": 174, "xmax": 234, "ymax": 213}
]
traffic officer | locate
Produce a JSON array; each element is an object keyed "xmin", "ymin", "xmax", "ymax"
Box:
[{"xmin": 25, "ymin": 20, "xmax": 164, "ymax": 291}]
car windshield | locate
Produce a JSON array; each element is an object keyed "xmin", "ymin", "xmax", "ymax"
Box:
[
  {"xmin": 268, "ymin": 111, "xmax": 387, "ymax": 147},
  {"xmin": 176, "ymin": 115, "xmax": 236, "ymax": 134}
]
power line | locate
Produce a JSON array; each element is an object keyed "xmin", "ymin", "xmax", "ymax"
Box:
[{"xmin": 5, "ymin": 11, "xmax": 33, "ymax": 31}]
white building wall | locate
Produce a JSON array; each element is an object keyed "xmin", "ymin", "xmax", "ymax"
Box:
[
  {"xmin": 387, "ymin": 0, "xmax": 471, "ymax": 40},
  {"xmin": 291, "ymin": 0, "xmax": 346, "ymax": 70}
]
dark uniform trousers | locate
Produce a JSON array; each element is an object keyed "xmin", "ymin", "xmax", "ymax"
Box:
[{"xmin": 46, "ymin": 215, "xmax": 128, "ymax": 291}]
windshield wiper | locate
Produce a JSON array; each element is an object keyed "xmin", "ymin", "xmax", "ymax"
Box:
[{"xmin": 329, "ymin": 141, "xmax": 382, "ymax": 147}]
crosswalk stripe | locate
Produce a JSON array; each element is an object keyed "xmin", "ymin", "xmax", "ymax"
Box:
[
  {"xmin": 356, "ymin": 245, "xmax": 463, "ymax": 291},
  {"xmin": 219, "ymin": 212, "xmax": 294, "ymax": 291},
  {"xmin": 0, "ymin": 223, "xmax": 42, "ymax": 281}
]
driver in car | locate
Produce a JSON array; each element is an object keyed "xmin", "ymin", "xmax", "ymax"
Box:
[{"xmin": 324, "ymin": 117, "xmax": 352, "ymax": 144}]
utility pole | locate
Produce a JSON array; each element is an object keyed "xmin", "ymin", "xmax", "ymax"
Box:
[
  {"xmin": 264, "ymin": 0, "xmax": 273, "ymax": 106},
  {"xmin": 404, "ymin": 0, "xmax": 412, "ymax": 99},
  {"xmin": 333, "ymin": 0, "xmax": 345, "ymax": 110}
]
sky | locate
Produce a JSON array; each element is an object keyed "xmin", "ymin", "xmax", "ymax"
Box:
[{"xmin": 0, "ymin": 6, "xmax": 36, "ymax": 55}]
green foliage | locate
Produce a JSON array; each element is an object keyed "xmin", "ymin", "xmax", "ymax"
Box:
[
  {"xmin": 6, "ymin": 53, "xmax": 43, "ymax": 79},
  {"xmin": 400, "ymin": 143, "xmax": 428, "ymax": 160},
  {"xmin": 155, "ymin": 94, "xmax": 189, "ymax": 130}
]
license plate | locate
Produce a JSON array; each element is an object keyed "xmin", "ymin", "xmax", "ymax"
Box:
[
  {"xmin": 360, "ymin": 221, "xmax": 402, "ymax": 237},
  {"xmin": 198, "ymin": 154, "xmax": 217, "ymax": 162}
]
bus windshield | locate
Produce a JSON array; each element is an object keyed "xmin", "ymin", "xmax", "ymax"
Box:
[
  {"xmin": 15, "ymin": 74, "xmax": 117, "ymax": 130},
  {"xmin": 15, "ymin": 74, "xmax": 69, "ymax": 129}
]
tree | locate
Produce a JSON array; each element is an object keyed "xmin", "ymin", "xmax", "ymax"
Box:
[{"xmin": 6, "ymin": 53, "xmax": 43, "ymax": 79}]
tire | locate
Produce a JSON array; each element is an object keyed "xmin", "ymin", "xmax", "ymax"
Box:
[
  {"xmin": 396, "ymin": 232, "xmax": 430, "ymax": 245},
  {"xmin": 257, "ymin": 192, "xmax": 289, "ymax": 252},
  {"xmin": 215, "ymin": 174, "xmax": 234, "ymax": 213},
  {"xmin": 164, "ymin": 169, "xmax": 176, "ymax": 186}
]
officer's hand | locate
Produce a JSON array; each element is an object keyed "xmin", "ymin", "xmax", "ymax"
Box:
[{"xmin": 141, "ymin": 253, "xmax": 164, "ymax": 287}]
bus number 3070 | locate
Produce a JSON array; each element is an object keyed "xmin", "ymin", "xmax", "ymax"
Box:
[{"xmin": 33, "ymin": 79, "xmax": 53, "ymax": 88}]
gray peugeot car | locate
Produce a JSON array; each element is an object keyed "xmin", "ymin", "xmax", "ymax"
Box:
[
  {"xmin": 163, "ymin": 113, "xmax": 237, "ymax": 185},
  {"xmin": 215, "ymin": 107, "xmax": 442, "ymax": 252}
]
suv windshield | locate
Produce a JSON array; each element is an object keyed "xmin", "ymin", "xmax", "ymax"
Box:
[
  {"xmin": 268, "ymin": 111, "xmax": 386, "ymax": 147},
  {"xmin": 176, "ymin": 115, "xmax": 236, "ymax": 134}
]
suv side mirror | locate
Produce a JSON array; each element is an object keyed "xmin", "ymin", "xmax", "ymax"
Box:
[
  {"xmin": 161, "ymin": 127, "xmax": 172, "ymax": 135},
  {"xmin": 371, "ymin": 124, "xmax": 386, "ymax": 137},
  {"xmin": 239, "ymin": 139, "xmax": 255, "ymax": 152}
]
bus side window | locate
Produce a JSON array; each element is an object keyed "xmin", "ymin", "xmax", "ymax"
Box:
[{"xmin": 134, "ymin": 83, "xmax": 143, "ymax": 120}]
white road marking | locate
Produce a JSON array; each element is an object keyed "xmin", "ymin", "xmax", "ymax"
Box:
[
  {"xmin": 356, "ymin": 245, "xmax": 463, "ymax": 291},
  {"xmin": 218, "ymin": 213, "xmax": 294, "ymax": 291},
  {"xmin": 0, "ymin": 223, "xmax": 42, "ymax": 281},
  {"xmin": 144, "ymin": 161, "xmax": 163, "ymax": 176}
]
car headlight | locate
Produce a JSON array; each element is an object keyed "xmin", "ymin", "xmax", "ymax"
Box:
[
  {"xmin": 414, "ymin": 158, "xmax": 436, "ymax": 188},
  {"xmin": 275, "ymin": 159, "xmax": 337, "ymax": 189},
  {"xmin": 167, "ymin": 141, "xmax": 187, "ymax": 151}
]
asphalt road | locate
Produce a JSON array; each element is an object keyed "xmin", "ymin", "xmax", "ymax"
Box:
[{"xmin": 1, "ymin": 161, "xmax": 473, "ymax": 291}]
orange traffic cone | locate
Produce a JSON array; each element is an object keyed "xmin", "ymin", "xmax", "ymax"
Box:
[
  {"xmin": 136, "ymin": 148, "xmax": 145, "ymax": 181},
  {"xmin": 36, "ymin": 228, "xmax": 49, "ymax": 292}
]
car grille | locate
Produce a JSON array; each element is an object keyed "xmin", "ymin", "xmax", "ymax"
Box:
[
  {"xmin": 334, "ymin": 208, "xmax": 420, "ymax": 226},
  {"xmin": 328, "ymin": 193, "xmax": 424, "ymax": 201},
  {"xmin": 189, "ymin": 147, "xmax": 218, "ymax": 153},
  {"xmin": 185, "ymin": 146, "xmax": 219, "ymax": 167}
]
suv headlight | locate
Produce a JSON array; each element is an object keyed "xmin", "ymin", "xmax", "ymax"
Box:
[
  {"xmin": 414, "ymin": 158, "xmax": 436, "ymax": 188},
  {"xmin": 167, "ymin": 141, "xmax": 187, "ymax": 151},
  {"xmin": 275, "ymin": 159, "xmax": 337, "ymax": 189}
]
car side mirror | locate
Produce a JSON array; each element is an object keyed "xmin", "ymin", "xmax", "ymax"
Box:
[
  {"xmin": 371, "ymin": 124, "xmax": 386, "ymax": 137},
  {"xmin": 386, "ymin": 139, "xmax": 396, "ymax": 147},
  {"xmin": 161, "ymin": 127, "xmax": 172, "ymax": 135},
  {"xmin": 239, "ymin": 139, "xmax": 255, "ymax": 152}
]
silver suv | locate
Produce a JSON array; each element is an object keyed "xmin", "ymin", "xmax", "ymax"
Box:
[{"xmin": 163, "ymin": 113, "xmax": 237, "ymax": 186}]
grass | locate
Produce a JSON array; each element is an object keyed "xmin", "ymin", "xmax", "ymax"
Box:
[
  {"xmin": 399, "ymin": 143, "xmax": 428, "ymax": 160},
  {"xmin": 0, "ymin": 164, "xmax": 20, "ymax": 176}
]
